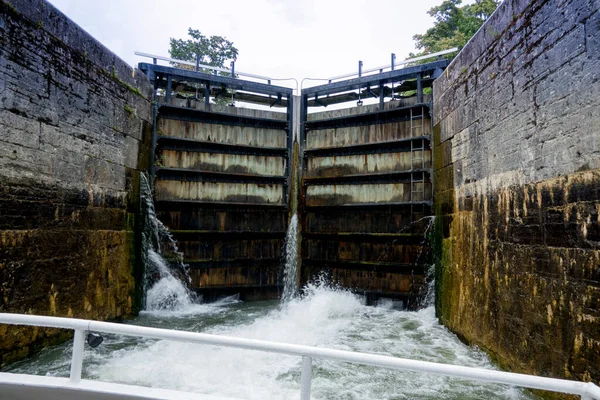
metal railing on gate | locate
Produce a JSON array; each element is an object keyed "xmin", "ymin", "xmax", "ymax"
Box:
[{"xmin": 1, "ymin": 313, "xmax": 599, "ymax": 400}]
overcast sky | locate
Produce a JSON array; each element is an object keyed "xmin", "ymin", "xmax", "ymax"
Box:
[{"xmin": 47, "ymin": 0, "xmax": 465, "ymax": 91}]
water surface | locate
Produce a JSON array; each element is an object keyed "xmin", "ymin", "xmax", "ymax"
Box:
[{"xmin": 7, "ymin": 283, "xmax": 535, "ymax": 400}]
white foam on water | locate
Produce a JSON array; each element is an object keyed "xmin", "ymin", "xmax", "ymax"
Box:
[
  {"xmin": 144, "ymin": 250, "xmax": 193, "ymax": 312},
  {"xmin": 81, "ymin": 283, "xmax": 534, "ymax": 400}
]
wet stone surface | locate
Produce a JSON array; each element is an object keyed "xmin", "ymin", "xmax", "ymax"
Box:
[
  {"xmin": 433, "ymin": 0, "xmax": 600, "ymax": 393},
  {"xmin": 0, "ymin": 0, "xmax": 151, "ymax": 366}
]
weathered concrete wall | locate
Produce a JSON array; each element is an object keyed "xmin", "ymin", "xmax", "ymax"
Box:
[
  {"xmin": 433, "ymin": 0, "xmax": 600, "ymax": 390},
  {"xmin": 0, "ymin": 0, "xmax": 152, "ymax": 366}
]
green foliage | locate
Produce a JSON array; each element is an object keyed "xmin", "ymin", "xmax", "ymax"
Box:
[
  {"xmin": 169, "ymin": 28, "xmax": 238, "ymax": 72},
  {"xmin": 168, "ymin": 28, "xmax": 239, "ymax": 105},
  {"xmin": 411, "ymin": 0, "xmax": 500, "ymax": 58}
]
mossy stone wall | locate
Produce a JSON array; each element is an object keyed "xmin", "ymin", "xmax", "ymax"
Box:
[
  {"xmin": 433, "ymin": 0, "xmax": 600, "ymax": 395},
  {"xmin": 0, "ymin": 0, "xmax": 152, "ymax": 366}
]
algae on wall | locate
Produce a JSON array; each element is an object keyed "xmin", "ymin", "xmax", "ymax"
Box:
[
  {"xmin": 432, "ymin": 0, "xmax": 600, "ymax": 392},
  {"xmin": 0, "ymin": 0, "xmax": 152, "ymax": 366}
]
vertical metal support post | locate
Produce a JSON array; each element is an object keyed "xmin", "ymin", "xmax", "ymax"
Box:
[
  {"xmin": 358, "ymin": 60, "xmax": 363, "ymax": 78},
  {"xmin": 417, "ymin": 73, "xmax": 423, "ymax": 103},
  {"xmin": 379, "ymin": 84, "xmax": 384, "ymax": 111},
  {"xmin": 410, "ymin": 108, "xmax": 413, "ymax": 138},
  {"xmin": 195, "ymin": 54, "xmax": 200, "ymax": 72},
  {"xmin": 422, "ymin": 138, "xmax": 425, "ymax": 169},
  {"xmin": 231, "ymin": 61, "xmax": 235, "ymax": 78},
  {"xmin": 300, "ymin": 356, "xmax": 312, "ymax": 400},
  {"xmin": 429, "ymin": 82, "xmax": 435, "ymax": 218},
  {"xmin": 301, "ymin": 94, "xmax": 308, "ymax": 152},
  {"xmin": 299, "ymin": 93, "xmax": 308, "ymax": 223},
  {"xmin": 285, "ymin": 95, "xmax": 294, "ymax": 207},
  {"xmin": 152, "ymin": 57, "xmax": 157, "ymax": 65},
  {"xmin": 204, "ymin": 83, "xmax": 210, "ymax": 107},
  {"xmin": 149, "ymin": 101, "xmax": 159, "ymax": 190},
  {"xmin": 165, "ymin": 75, "xmax": 172, "ymax": 103},
  {"xmin": 410, "ymin": 172, "xmax": 414, "ymax": 203},
  {"xmin": 390, "ymin": 53, "xmax": 396, "ymax": 100},
  {"xmin": 70, "ymin": 329, "xmax": 86, "ymax": 383}
]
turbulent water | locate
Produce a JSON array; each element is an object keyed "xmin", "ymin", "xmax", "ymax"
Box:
[
  {"xmin": 6, "ymin": 177, "xmax": 535, "ymax": 399},
  {"xmin": 281, "ymin": 214, "xmax": 300, "ymax": 302},
  {"xmin": 7, "ymin": 282, "xmax": 535, "ymax": 400},
  {"xmin": 145, "ymin": 249, "xmax": 193, "ymax": 311}
]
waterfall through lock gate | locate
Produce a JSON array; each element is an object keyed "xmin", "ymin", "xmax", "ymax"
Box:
[
  {"xmin": 281, "ymin": 214, "xmax": 300, "ymax": 302},
  {"xmin": 418, "ymin": 216, "xmax": 436, "ymax": 308},
  {"xmin": 140, "ymin": 173, "xmax": 194, "ymax": 311}
]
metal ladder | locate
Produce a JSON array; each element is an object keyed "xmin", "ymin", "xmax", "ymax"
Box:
[
  {"xmin": 410, "ymin": 106, "xmax": 426, "ymax": 203},
  {"xmin": 411, "ymin": 138, "xmax": 426, "ymax": 170},
  {"xmin": 410, "ymin": 171, "xmax": 426, "ymax": 202},
  {"xmin": 410, "ymin": 106, "xmax": 425, "ymax": 138}
]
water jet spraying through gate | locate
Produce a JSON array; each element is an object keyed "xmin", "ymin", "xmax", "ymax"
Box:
[
  {"xmin": 282, "ymin": 214, "xmax": 299, "ymax": 302},
  {"xmin": 281, "ymin": 139, "xmax": 301, "ymax": 302}
]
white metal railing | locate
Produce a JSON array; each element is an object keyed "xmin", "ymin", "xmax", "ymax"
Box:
[
  {"xmin": 1, "ymin": 313, "xmax": 599, "ymax": 400},
  {"xmin": 326, "ymin": 47, "xmax": 459, "ymax": 82},
  {"xmin": 299, "ymin": 47, "xmax": 459, "ymax": 92}
]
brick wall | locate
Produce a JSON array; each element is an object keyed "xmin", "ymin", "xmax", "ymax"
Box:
[
  {"xmin": 0, "ymin": 0, "xmax": 152, "ymax": 365},
  {"xmin": 433, "ymin": 0, "xmax": 600, "ymax": 392}
]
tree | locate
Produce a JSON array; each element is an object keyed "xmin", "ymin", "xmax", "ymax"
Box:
[
  {"xmin": 169, "ymin": 28, "xmax": 239, "ymax": 73},
  {"xmin": 168, "ymin": 28, "xmax": 239, "ymax": 105},
  {"xmin": 411, "ymin": 0, "xmax": 500, "ymax": 58}
]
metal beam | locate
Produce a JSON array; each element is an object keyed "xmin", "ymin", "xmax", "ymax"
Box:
[
  {"xmin": 155, "ymin": 199, "xmax": 288, "ymax": 210},
  {"xmin": 305, "ymin": 78, "xmax": 433, "ymax": 107},
  {"xmin": 301, "ymin": 259, "xmax": 428, "ymax": 275},
  {"xmin": 304, "ymin": 201, "xmax": 433, "ymax": 209},
  {"xmin": 171, "ymin": 231, "xmax": 286, "ymax": 241},
  {"xmin": 186, "ymin": 258, "xmax": 281, "ymax": 269},
  {"xmin": 157, "ymin": 104, "xmax": 289, "ymax": 130},
  {"xmin": 303, "ymin": 170, "xmax": 431, "ymax": 186},
  {"xmin": 302, "ymin": 232, "xmax": 426, "ymax": 244},
  {"xmin": 417, "ymin": 73, "xmax": 423, "ymax": 103},
  {"xmin": 156, "ymin": 136, "xmax": 288, "ymax": 157},
  {"xmin": 139, "ymin": 63, "xmax": 293, "ymax": 97},
  {"xmin": 304, "ymin": 102, "xmax": 431, "ymax": 131},
  {"xmin": 155, "ymin": 167, "xmax": 287, "ymax": 185},
  {"xmin": 303, "ymin": 136, "xmax": 430, "ymax": 157},
  {"xmin": 302, "ymin": 60, "xmax": 449, "ymax": 98}
]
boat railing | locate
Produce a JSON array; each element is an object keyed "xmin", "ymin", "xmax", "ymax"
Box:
[{"xmin": 1, "ymin": 313, "xmax": 599, "ymax": 400}]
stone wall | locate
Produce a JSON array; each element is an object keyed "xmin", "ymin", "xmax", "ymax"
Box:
[
  {"xmin": 433, "ymin": 0, "xmax": 600, "ymax": 392},
  {"xmin": 0, "ymin": 0, "xmax": 152, "ymax": 366}
]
